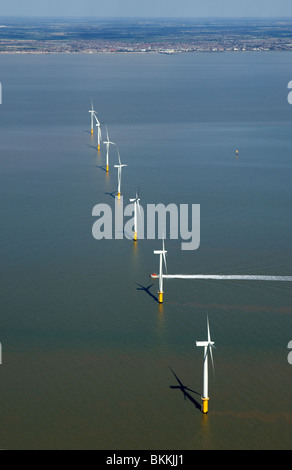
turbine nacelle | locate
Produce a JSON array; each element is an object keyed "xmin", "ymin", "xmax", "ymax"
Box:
[
  {"xmin": 103, "ymin": 141, "xmax": 116, "ymax": 146},
  {"xmin": 130, "ymin": 195, "xmax": 140, "ymax": 204},
  {"xmin": 103, "ymin": 126, "xmax": 116, "ymax": 146},
  {"xmin": 196, "ymin": 340, "xmax": 215, "ymax": 348},
  {"xmin": 154, "ymin": 249, "xmax": 167, "ymax": 255}
]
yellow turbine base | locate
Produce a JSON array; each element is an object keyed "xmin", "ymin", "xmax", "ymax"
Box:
[
  {"xmin": 117, "ymin": 193, "xmax": 121, "ymax": 200},
  {"xmin": 134, "ymin": 232, "xmax": 137, "ymax": 242},
  {"xmin": 98, "ymin": 145, "xmax": 100, "ymax": 151},
  {"xmin": 106, "ymin": 165, "xmax": 109, "ymax": 172},
  {"xmin": 91, "ymin": 129, "xmax": 93, "ymax": 135},
  {"xmin": 158, "ymin": 292, "xmax": 164, "ymax": 303},
  {"xmin": 202, "ymin": 397, "xmax": 209, "ymax": 414}
]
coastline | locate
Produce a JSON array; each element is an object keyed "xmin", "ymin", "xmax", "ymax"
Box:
[
  {"xmin": 1, "ymin": 49, "xmax": 292, "ymax": 54},
  {"xmin": 1, "ymin": 18, "xmax": 292, "ymax": 55}
]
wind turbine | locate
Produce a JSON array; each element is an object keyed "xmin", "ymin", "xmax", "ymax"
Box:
[
  {"xmin": 153, "ymin": 238, "xmax": 167, "ymax": 304},
  {"xmin": 103, "ymin": 126, "xmax": 116, "ymax": 172},
  {"xmin": 89, "ymin": 99, "xmax": 95, "ymax": 136},
  {"xmin": 114, "ymin": 148, "xmax": 127, "ymax": 200},
  {"xmin": 94, "ymin": 112, "xmax": 103, "ymax": 152},
  {"xmin": 196, "ymin": 315, "xmax": 216, "ymax": 414},
  {"xmin": 129, "ymin": 189, "xmax": 141, "ymax": 242}
]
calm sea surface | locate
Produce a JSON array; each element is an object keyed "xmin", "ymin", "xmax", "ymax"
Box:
[{"xmin": 0, "ymin": 52, "xmax": 292, "ymax": 450}]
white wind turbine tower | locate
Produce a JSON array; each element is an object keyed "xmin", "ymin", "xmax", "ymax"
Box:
[
  {"xmin": 153, "ymin": 239, "xmax": 167, "ymax": 303},
  {"xmin": 114, "ymin": 148, "xmax": 127, "ymax": 200},
  {"xmin": 196, "ymin": 315, "xmax": 216, "ymax": 414},
  {"xmin": 103, "ymin": 126, "xmax": 116, "ymax": 172},
  {"xmin": 94, "ymin": 112, "xmax": 103, "ymax": 152},
  {"xmin": 129, "ymin": 190, "xmax": 141, "ymax": 242},
  {"xmin": 89, "ymin": 99, "xmax": 95, "ymax": 136}
]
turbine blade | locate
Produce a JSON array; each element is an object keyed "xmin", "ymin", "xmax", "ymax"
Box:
[
  {"xmin": 162, "ymin": 238, "xmax": 167, "ymax": 274},
  {"xmin": 207, "ymin": 315, "xmax": 211, "ymax": 344},
  {"xmin": 203, "ymin": 347, "xmax": 208, "ymax": 366},
  {"xmin": 209, "ymin": 345, "xmax": 215, "ymax": 380},
  {"xmin": 137, "ymin": 199, "xmax": 141, "ymax": 216},
  {"xmin": 163, "ymin": 253, "xmax": 167, "ymax": 274},
  {"xmin": 137, "ymin": 200, "xmax": 143, "ymax": 227}
]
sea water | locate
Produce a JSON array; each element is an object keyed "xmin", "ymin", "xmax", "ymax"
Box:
[{"xmin": 0, "ymin": 52, "xmax": 291, "ymax": 449}]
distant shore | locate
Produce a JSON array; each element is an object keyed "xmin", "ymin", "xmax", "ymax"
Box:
[
  {"xmin": 1, "ymin": 49, "xmax": 292, "ymax": 54},
  {"xmin": 1, "ymin": 18, "xmax": 292, "ymax": 54}
]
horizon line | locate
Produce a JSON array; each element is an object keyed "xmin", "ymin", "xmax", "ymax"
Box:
[{"xmin": 1, "ymin": 16, "xmax": 292, "ymax": 20}]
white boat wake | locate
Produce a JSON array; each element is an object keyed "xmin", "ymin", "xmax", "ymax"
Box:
[{"xmin": 161, "ymin": 274, "xmax": 292, "ymax": 281}]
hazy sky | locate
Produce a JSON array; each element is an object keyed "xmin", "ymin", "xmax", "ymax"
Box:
[{"xmin": 2, "ymin": 0, "xmax": 292, "ymax": 18}]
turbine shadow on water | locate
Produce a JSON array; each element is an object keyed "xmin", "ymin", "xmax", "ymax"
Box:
[
  {"xmin": 96, "ymin": 166, "xmax": 108, "ymax": 173},
  {"xmin": 104, "ymin": 191, "xmax": 117, "ymax": 199},
  {"xmin": 169, "ymin": 368, "xmax": 202, "ymax": 411},
  {"xmin": 136, "ymin": 283, "xmax": 159, "ymax": 303},
  {"xmin": 123, "ymin": 229, "xmax": 134, "ymax": 239},
  {"xmin": 87, "ymin": 144, "xmax": 99, "ymax": 151},
  {"xmin": 113, "ymin": 228, "xmax": 134, "ymax": 239}
]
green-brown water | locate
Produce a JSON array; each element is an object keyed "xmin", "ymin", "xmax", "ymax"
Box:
[{"xmin": 0, "ymin": 52, "xmax": 291, "ymax": 449}]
